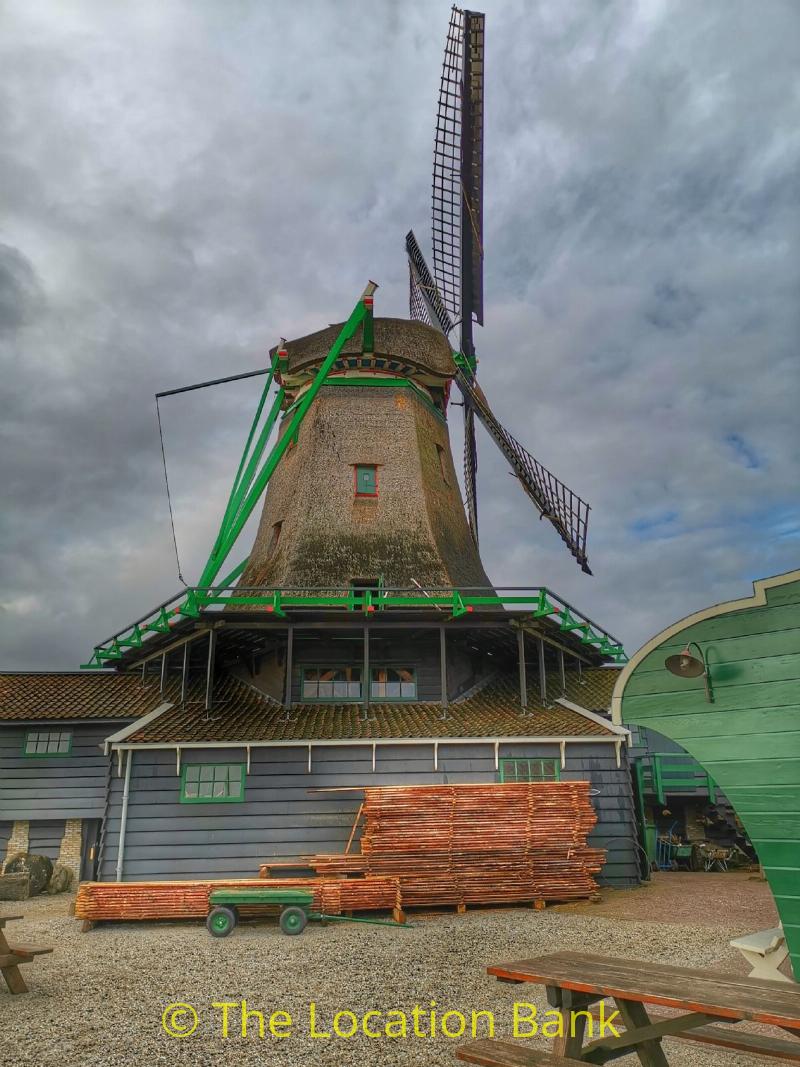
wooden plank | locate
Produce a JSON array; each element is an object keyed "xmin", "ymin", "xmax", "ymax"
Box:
[
  {"xmin": 7, "ymin": 943, "xmax": 54, "ymax": 957},
  {"xmin": 1, "ymin": 964, "xmax": 27, "ymax": 994},
  {"xmin": 456, "ymin": 1038, "xmax": 584, "ymax": 1066},
  {"xmin": 487, "ymin": 953, "xmax": 800, "ymax": 1031},
  {"xmin": 588, "ymin": 1007, "xmax": 800, "ymax": 1061}
]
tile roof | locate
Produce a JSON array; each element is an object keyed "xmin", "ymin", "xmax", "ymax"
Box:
[
  {"xmin": 125, "ymin": 668, "xmax": 622, "ymax": 744},
  {"xmin": 0, "ymin": 672, "xmax": 180, "ymax": 721}
]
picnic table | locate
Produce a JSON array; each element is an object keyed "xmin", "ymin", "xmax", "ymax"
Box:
[
  {"xmin": 0, "ymin": 915, "xmax": 53, "ymax": 994},
  {"xmin": 457, "ymin": 951, "xmax": 800, "ymax": 1065}
]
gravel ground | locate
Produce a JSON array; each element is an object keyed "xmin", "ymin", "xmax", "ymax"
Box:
[
  {"xmin": 554, "ymin": 871, "xmax": 779, "ymax": 939},
  {"xmin": 1, "ymin": 880, "xmax": 786, "ymax": 1067}
]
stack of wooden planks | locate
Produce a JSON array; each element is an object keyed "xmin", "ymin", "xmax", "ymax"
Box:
[
  {"xmin": 261, "ymin": 782, "xmax": 604, "ymax": 908},
  {"xmin": 74, "ymin": 875, "xmax": 400, "ymax": 924}
]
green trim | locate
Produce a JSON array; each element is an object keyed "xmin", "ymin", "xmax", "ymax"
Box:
[
  {"xmin": 82, "ymin": 586, "xmax": 626, "ymax": 670},
  {"xmin": 23, "ymin": 729, "xmax": 73, "ymax": 757},
  {"xmin": 498, "ymin": 757, "xmax": 560, "ymax": 783},
  {"xmin": 195, "ymin": 292, "xmax": 370, "ymax": 591},
  {"xmin": 284, "ymin": 375, "xmax": 447, "ymax": 425},
  {"xmin": 180, "ymin": 762, "xmax": 246, "ymax": 804}
]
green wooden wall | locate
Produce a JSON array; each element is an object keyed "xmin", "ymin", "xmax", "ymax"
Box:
[{"xmin": 615, "ymin": 572, "xmax": 800, "ymax": 978}]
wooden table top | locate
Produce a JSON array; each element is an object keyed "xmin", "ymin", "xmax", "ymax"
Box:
[{"xmin": 488, "ymin": 952, "xmax": 800, "ymax": 1031}]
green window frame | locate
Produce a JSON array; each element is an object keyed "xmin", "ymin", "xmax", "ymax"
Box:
[
  {"xmin": 23, "ymin": 730, "xmax": 73, "ymax": 756},
  {"xmin": 498, "ymin": 757, "xmax": 560, "ymax": 783},
  {"xmin": 302, "ymin": 667, "xmax": 362, "ymax": 701},
  {"xmin": 355, "ymin": 464, "xmax": 378, "ymax": 497},
  {"xmin": 180, "ymin": 763, "xmax": 246, "ymax": 803},
  {"xmin": 370, "ymin": 667, "xmax": 417, "ymax": 701}
]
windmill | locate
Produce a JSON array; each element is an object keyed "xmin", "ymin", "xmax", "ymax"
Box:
[{"xmin": 407, "ymin": 7, "xmax": 592, "ymax": 574}]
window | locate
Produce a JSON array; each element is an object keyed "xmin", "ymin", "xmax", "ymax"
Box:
[
  {"xmin": 181, "ymin": 763, "xmax": 245, "ymax": 803},
  {"xmin": 499, "ymin": 758, "xmax": 560, "ymax": 783},
  {"xmin": 371, "ymin": 667, "xmax": 417, "ymax": 700},
  {"xmin": 302, "ymin": 667, "xmax": 362, "ymax": 700},
  {"xmin": 23, "ymin": 730, "xmax": 72, "ymax": 756},
  {"xmin": 355, "ymin": 464, "xmax": 378, "ymax": 497}
]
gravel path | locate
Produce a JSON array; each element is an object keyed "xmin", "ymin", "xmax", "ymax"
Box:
[
  {"xmin": 554, "ymin": 871, "xmax": 779, "ymax": 936},
  {"xmin": 0, "ymin": 889, "xmax": 781, "ymax": 1067}
]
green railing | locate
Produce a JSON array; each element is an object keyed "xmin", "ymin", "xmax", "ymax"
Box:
[
  {"xmin": 80, "ymin": 584, "xmax": 626, "ymax": 669},
  {"xmin": 639, "ymin": 753, "xmax": 717, "ymax": 805}
]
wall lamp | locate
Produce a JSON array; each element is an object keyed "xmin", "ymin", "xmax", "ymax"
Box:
[{"xmin": 665, "ymin": 641, "xmax": 713, "ymax": 703}]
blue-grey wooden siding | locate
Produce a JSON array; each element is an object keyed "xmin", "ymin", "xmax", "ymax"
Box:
[
  {"xmin": 99, "ymin": 741, "xmax": 639, "ymax": 887},
  {"xmin": 0, "ymin": 722, "xmax": 122, "ymax": 820},
  {"xmin": 28, "ymin": 820, "xmax": 66, "ymax": 861}
]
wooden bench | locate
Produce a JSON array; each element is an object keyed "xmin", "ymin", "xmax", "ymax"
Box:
[
  {"xmin": 731, "ymin": 925, "xmax": 790, "ymax": 982},
  {"xmin": 0, "ymin": 915, "xmax": 53, "ymax": 994},
  {"xmin": 478, "ymin": 950, "xmax": 800, "ymax": 1064},
  {"xmin": 457, "ymin": 1040, "xmax": 582, "ymax": 1065}
]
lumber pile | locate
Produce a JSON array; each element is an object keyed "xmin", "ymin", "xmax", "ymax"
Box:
[
  {"xmin": 74, "ymin": 875, "xmax": 399, "ymax": 923},
  {"xmin": 261, "ymin": 782, "xmax": 605, "ymax": 907}
]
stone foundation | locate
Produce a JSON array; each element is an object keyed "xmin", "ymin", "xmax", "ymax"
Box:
[
  {"xmin": 3, "ymin": 820, "xmax": 29, "ymax": 870},
  {"xmin": 57, "ymin": 818, "xmax": 83, "ymax": 885}
]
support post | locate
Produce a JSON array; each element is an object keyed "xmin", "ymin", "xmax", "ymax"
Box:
[
  {"xmin": 115, "ymin": 750, "xmax": 133, "ymax": 883},
  {"xmin": 181, "ymin": 642, "xmax": 189, "ymax": 705},
  {"xmin": 362, "ymin": 625, "xmax": 370, "ymax": 721},
  {"xmin": 440, "ymin": 625, "xmax": 448, "ymax": 718},
  {"xmin": 205, "ymin": 629, "xmax": 216, "ymax": 712},
  {"xmin": 159, "ymin": 653, "xmax": 167, "ymax": 698},
  {"xmin": 559, "ymin": 648, "xmax": 566, "ymax": 694},
  {"xmin": 284, "ymin": 625, "xmax": 293, "ymax": 709},
  {"xmin": 517, "ymin": 629, "xmax": 527, "ymax": 711},
  {"xmin": 538, "ymin": 638, "xmax": 547, "ymax": 706}
]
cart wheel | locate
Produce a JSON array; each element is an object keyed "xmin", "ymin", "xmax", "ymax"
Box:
[
  {"xmin": 280, "ymin": 906, "xmax": 308, "ymax": 936},
  {"xmin": 207, "ymin": 905, "xmax": 237, "ymax": 938}
]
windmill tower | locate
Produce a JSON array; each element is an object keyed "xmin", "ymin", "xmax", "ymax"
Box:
[{"xmin": 240, "ymin": 316, "xmax": 493, "ymax": 591}]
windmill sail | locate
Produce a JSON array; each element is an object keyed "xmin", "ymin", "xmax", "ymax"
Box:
[
  {"xmin": 408, "ymin": 233, "xmax": 591, "ymax": 572},
  {"xmin": 412, "ymin": 7, "xmax": 592, "ymax": 572},
  {"xmin": 433, "ymin": 7, "xmax": 485, "ymax": 333},
  {"xmin": 454, "ymin": 369, "xmax": 592, "ymax": 573}
]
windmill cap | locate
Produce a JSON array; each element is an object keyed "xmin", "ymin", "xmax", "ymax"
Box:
[{"xmin": 270, "ymin": 317, "xmax": 455, "ymax": 381}]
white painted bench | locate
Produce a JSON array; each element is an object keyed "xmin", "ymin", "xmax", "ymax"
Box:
[{"xmin": 730, "ymin": 926, "xmax": 791, "ymax": 982}]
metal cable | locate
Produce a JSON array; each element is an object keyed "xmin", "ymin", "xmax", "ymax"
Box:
[{"xmin": 155, "ymin": 395, "xmax": 187, "ymax": 586}]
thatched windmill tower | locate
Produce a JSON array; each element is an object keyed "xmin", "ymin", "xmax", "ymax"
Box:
[{"xmin": 241, "ymin": 317, "xmax": 492, "ymax": 592}]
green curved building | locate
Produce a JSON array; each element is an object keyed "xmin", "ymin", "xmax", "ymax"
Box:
[{"xmin": 612, "ymin": 570, "xmax": 800, "ymax": 978}]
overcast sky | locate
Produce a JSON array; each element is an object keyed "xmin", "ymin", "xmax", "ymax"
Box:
[{"xmin": 1, "ymin": 0, "xmax": 798, "ymax": 670}]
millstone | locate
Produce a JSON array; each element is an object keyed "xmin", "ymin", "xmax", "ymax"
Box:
[
  {"xmin": 4, "ymin": 853, "xmax": 53, "ymax": 895},
  {"xmin": 47, "ymin": 862, "xmax": 74, "ymax": 894},
  {"xmin": 0, "ymin": 872, "xmax": 31, "ymax": 901}
]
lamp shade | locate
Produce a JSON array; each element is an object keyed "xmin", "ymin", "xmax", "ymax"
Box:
[{"xmin": 665, "ymin": 646, "xmax": 706, "ymax": 678}]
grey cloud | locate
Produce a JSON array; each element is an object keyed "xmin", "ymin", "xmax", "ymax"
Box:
[{"xmin": 1, "ymin": 0, "xmax": 798, "ymax": 669}]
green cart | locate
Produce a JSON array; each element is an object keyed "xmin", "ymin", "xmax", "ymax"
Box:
[{"xmin": 206, "ymin": 887, "xmax": 408, "ymax": 937}]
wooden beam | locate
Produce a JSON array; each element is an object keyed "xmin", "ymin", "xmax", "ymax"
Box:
[
  {"xmin": 538, "ymin": 638, "xmax": 547, "ymax": 705},
  {"xmin": 204, "ymin": 629, "xmax": 216, "ymax": 712},
  {"xmin": 517, "ymin": 628, "xmax": 527, "ymax": 709},
  {"xmin": 362, "ymin": 625, "xmax": 370, "ymax": 718},
  {"xmin": 284, "ymin": 625, "xmax": 293, "ymax": 709},
  {"xmin": 440, "ymin": 625, "xmax": 448, "ymax": 712}
]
